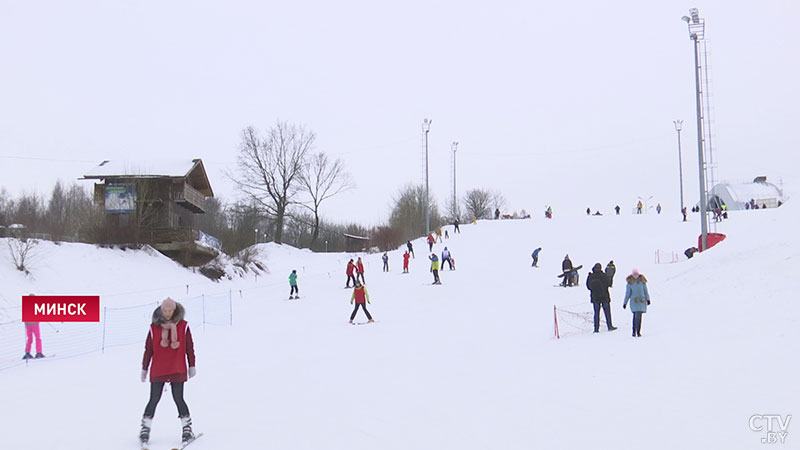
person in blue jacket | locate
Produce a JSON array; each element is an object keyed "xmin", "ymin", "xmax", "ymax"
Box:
[
  {"xmin": 623, "ymin": 268, "xmax": 650, "ymax": 337},
  {"xmin": 288, "ymin": 270, "xmax": 299, "ymax": 299},
  {"xmin": 531, "ymin": 247, "xmax": 541, "ymax": 267}
]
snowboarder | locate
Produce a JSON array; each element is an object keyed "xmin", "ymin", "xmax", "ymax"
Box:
[
  {"xmin": 561, "ymin": 255, "xmax": 574, "ymax": 287},
  {"xmin": 427, "ymin": 233, "xmax": 435, "ymax": 251},
  {"xmin": 531, "ymin": 247, "xmax": 541, "ymax": 267},
  {"xmin": 605, "ymin": 260, "xmax": 616, "ymax": 287},
  {"xmin": 407, "ymin": 240, "xmax": 415, "ymax": 258},
  {"xmin": 429, "ymin": 253, "xmax": 441, "ymax": 284},
  {"xmin": 356, "ymin": 257, "xmax": 366, "ymax": 284},
  {"xmin": 345, "ymin": 259, "xmax": 356, "ymax": 288},
  {"xmin": 586, "ymin": 263, "xmax": 617, "ymax": 333},
  {"xmin": 623, "ymin": 269, "xmax": 650, "ymax": 337},
  {"xmin": 349, "ymin": 279, "xmax": 373, "ymax": 324},
  {"xmin": 403, "ymin": 251, "xmax": 410, "ymax": 273},
  {"xmin": 382, "ymin": 252, "xmax": 389, "ymax": 272},
  {"xmin": 288, "ymin": 270, "xmax": 299, "ymax": 299},
  {"xmin": 139, "ymin": 298, "xmax": 197, "ymax": 447},
  {"xmin": 441, "ymin": 247, "xmax": 454, "ymax": 270}
]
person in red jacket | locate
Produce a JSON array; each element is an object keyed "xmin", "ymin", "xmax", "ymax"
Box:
[
  {"xmin": 349, "ymin": 279, "xmax": 374, "ymax": 324},
  {"xmin": 139, "ymin": 298, "xmax": 197, "ymax": 446},
  {"xmin": 345, "ymin": 259, "xmax": 356, "ymax": 288},
  {"xmin": 356, "ymin": 257, "xmax": 366, "ymax": 284},
  {"xmin": 402, "ymin": 251, "xmax": 410, "ymax": 273},
  {"xmin": 427, "ymin": 233, "xmax": 435, "ymax": 251}
]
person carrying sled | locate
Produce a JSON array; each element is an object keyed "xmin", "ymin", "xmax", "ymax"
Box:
[
  {"xmin": 623, "ymin": 269, "xmax": 651, "ymax": 337},
  {"xmin": 586, "ymin": 263, "xmax": 618, "ymax": 333},
  {"xmin": 139, "ymin": 298, "xmax": 197, "ymax": 447},
  {"xmin": 346, "ymin": 259, "xmax": 356, "ymax": 288},
  {"xmin": 288, "ymin": 270, "xmax": 299, "ymax": 299},
  {"xmin": 531, "ymin": 247, "xmax": 541, "ymax": 267},
  {"xmin": 349, "ymin": 279, "xmax": 374, "ymax": 324},
  {"xmin": 429, "ymin": 253, "xmax": 441, "ymax": 284}
]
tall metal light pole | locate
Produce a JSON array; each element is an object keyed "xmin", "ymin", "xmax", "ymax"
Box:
[
  {"xmin": 423, "ymin": 119, "xmax": 432, "ymax": 236},
  {"xmin": 254, "ymin": 228, "xmax": 258, "ymax": 245},
  {"xmin": 682, "ymin": 8, "xmax": 709, "ymax": 250},
  {"xmin": 673, "ymin": 120, "xmax": 685, "ymax": 215},
  {"xmin": 451, "ymin": 141, "xmax": 458, "ymax": 221}
]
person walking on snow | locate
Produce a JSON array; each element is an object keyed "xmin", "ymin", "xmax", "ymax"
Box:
[
  {"xmin": 403, "ymin": 251, "xmax": 411, "ymax": 273},
  {"xmin": 656, "ymin": 203, "xmax": 662, "ymax": 214},
  {"xmin": 429, "ymin": 253, "xmax": 441, "ymax": 284},
  {"xmin": 349, "ymin": 279, "xmax": 374, "ymax": 324},
  {"xmin": 427, "ymin": 233, "xmax": 435, "ymax": 251},
  {"xmin": 623, "ymin": 269, "xmax": 651, "ymax": 337},
  {"xmin": 586, "ymin": 263, "xmax": 618, "ymax": 333},
  {"xmin": 288, "ymin": 270, "xmax": 299, "ymax": 299},
  {"xmin": 441, "ymin": 247, "xmax": 454, "ymax": 270},
  {"xmin": 345, "ymin": 259, "xmax": 356, "ymax": 288},
  {"xmin": 407, "ymin": 240, "xmax": 415, "ymax": 258},
  {"xmin": 636, "ymin": 201, "xmax": 643, "ymax": 214},
  {"xmin": 356, "ymin": 257, "xmax": 366, "ymax": 284},
  {"xmin": 531, "ymin": 247, "xmax": 541, "ymax": 267},
  {"xmin": 139, "ymin": 298, "xmax": 197, "ymax": 446},
  {"xmin": 382, "ymin": 252, "xmax": 389, "ymax": 272}
]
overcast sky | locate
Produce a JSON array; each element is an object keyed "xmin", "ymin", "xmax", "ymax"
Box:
[{"xmin": 1, "ymin": 0, "xmax": 798, "ymax": 225}]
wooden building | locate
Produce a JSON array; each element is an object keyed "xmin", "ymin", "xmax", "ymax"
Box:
[{"xmin": 82, "ymin": 159, "xmax": 220, "ymax": 266}]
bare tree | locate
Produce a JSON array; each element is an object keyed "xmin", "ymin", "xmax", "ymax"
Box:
[
  {"xmin": 7, "ymin": 237, "xmax": 40, "ymax": 274},
  {"xmin": 234, "ymin": 122, "xmax": 313, "ymax": 244},
  {"xmin": 298, "ymin": 152, "xmax": 353, "ymax": 248},
  {"xmin": 389, "ymin": 184, "xmax": 443, "ymax": 242},
  {"xmin": 463, "ymin": 188, "xmax": 492, "ymax": 220},
  {"xmin": 490, "ymin": 190, "xmax": 507, "ymax": 212}
]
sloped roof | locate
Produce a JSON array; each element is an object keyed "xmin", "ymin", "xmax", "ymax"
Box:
[{"xmin": 82, "ymin": 159, "xmax": 213, "ymax": 196}]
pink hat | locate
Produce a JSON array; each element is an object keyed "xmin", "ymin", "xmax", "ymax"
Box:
[{"xmin": 632, "ymin": 268, "xmax": 639, "ymax": 275}]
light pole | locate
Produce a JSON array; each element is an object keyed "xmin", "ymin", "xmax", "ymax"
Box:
[
  {"xmin": 451, "ymin": 141, "xmax": 458, "ymax": 221},
  {"xmin": 673, "ymin": 120, "xmax": 685, "ymax": 215},
  {"xmin": 254, "ymin": 228, "xmax": 258, "ymax": 245},
  {"xmin": 423, "ymin": 119, "xmax": 432, "ymax": 236},
  {"xmin": 325, "ymin": 240, "xmax": 328, "ymax": 253},
  {"xmin": 682, "ymin": 8, "xmax": 709, "ymax": 250}
]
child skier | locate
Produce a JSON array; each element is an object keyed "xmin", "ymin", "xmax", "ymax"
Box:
[
  {"xmin": 349, "ymin": 279, "xmax": 374, "ymax": 324},
  {"xmin": 403, "ymin": 251, "xmax": 410, "ymax": 273},
  {"xmin": 139, "ymin": 298, "xmax": 197, "ymax": 448},
  {"xmin": 288, "ymin": 270, "xmax": 299, "ymax": 299},
  {"xmin": 429, "ymin": 253, "xmax": 441, "ymax": 284},
  {"xmin": 356, "ymin": 257, "xmax": 366, "ymax": 284},
  {"xmin": 346, "ymin": 259, "xmax": 356, "ymax": 288}
]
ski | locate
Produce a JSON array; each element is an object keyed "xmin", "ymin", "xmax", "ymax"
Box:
[{"xmin": 170, "ymin": 432, "xmax": 203, "ymax": 450}]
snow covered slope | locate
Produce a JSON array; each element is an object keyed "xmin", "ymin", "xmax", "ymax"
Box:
[{"xmin": 1, "ymin": 201, "xmax": 798, "ymax": 449}]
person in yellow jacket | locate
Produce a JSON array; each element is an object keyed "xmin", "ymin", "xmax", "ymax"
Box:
[
  {"xmin": 429, "ymin": 253, "xmax": 441, "ymax": 285},
  {"xmin": 349, "ymin": 279, "xmax": 374, "ymax": 324}
]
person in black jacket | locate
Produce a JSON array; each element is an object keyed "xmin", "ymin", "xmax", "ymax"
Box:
[
  {"xmin": 586, "ymin": 263, "xmax": 618, "ymax": 333},
  {"xmin": 605, "ymin": 260, "xmax": 616, "ymax": 287},
  {"xmin": 561, "ymin": 255, "xmax": 573, "ymax": 287}
]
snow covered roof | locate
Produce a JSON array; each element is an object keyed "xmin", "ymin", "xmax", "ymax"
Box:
[
  {"xmin": 82, "ymin": 159, "xmax": 213, "ymax": 196},
  {"xmin": 711, "ymin": 180, "xmax": 783, "ymax": 204}
]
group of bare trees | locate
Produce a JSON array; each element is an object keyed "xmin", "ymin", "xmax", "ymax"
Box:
[{"xmin": 233, "ymin": 121, "xmax": 352, "ymax": 247}]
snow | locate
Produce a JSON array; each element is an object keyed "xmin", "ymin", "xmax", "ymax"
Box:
[
  {"xmin": 82, "ymin": 160, "xmax": 200, "ymax": 178},
  {"xmin": 1, "ymin": 195, "xmax": 799, "ymax": 449}
]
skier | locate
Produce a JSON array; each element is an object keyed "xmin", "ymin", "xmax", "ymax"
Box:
[
  {"xmin": 605, "ymin": 260, "xmax": 616, "ymax": 287},
  {"xmin": 444, "ymin": 230, "xmax": 449, "ymax": 239},
  {"xmin": 139, "ymin": 298, "xmax": 197, "ymax": 447},
  {"xmin": 356, "ymin": 257, "xmax": 366, "ymax": 284},
  {"xmin": 402, "ymin": 251, "xmax": 410, "ymax": 273},
  {"xmin": 349, "ymin": 279, "xmax": 374, "ymax": 324},
  {"xmin": 288, "ymin": 270, "xmax": 299, "ymax": 299},
  {"xmin": 435, "ymin": 227, "xmax": 443, "ymax": 242},
  {"xmin": 345, "ymin": 259, "xmax": 356, "ymax": 288},
  {"xmin": 681, "ymin": 207, "xmax": 688, "ymax": 222},
  {"xmin": 441, "ymin": 247, "xmax": 454, "ymax": 270},
  {"xmin": 427, "ymin": 233, "xmax": 435, "ymax": 251},
  {"xmin": 453, "ymin": 218, "xmax": 460, "ymax": 233},
  {"xmin": 429, "ymin": 253, "xmax": 441, "ymax": 284},
  {"xmin": 586, "ymin": 207, "xmax": 591, "ymax": 216},
  {"xmin": 22, "ymin": 294, "xmax": 44, "ymax": 359},
  {"xmin": 382, "ymin": 252, "xmax": 389, "ymax": 272},
  {"xmin": 623, "ymin": 269, "xmax": 651, "ymax": 337},
  {"xmin": 407, "ymin": 240, "xmax": 415, "ymax": 258},
  {"xmin": 615, "ymin": 205, "xmax": 621, "ymax": 215},
  {"xmin": 531, "ymin": 247, "xmax": 541, "ymax": 267},
  {"xmin": 586, "ymin": 263, "xmax": 618, "ymax": 333},
  {"xmin": 561, "ymin": 255, "xmax": 574, "ymax": 287}
]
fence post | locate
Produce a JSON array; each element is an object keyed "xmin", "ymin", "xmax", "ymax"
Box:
[
  {"xmin": 554, "ymin": 305, "xmax": 560, "ymax": 339},
  {"xmin": 101, "ymin": 307, "xmax": 107, "ymax": 353}
]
